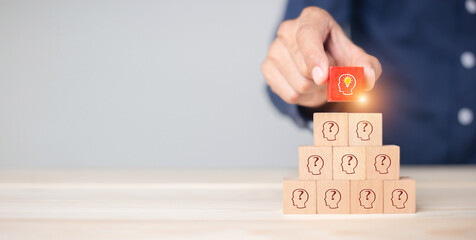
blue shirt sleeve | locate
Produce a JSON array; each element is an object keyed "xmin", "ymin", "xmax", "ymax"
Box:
[{"xmin": 266, "ymin": 0, "xmax": 476, "ymax": 164}]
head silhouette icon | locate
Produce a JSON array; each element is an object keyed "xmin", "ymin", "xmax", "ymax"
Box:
[
  {"xmin": 374, "ymin": 154, "xmax": 391, "ymax": 174},
  {"xmin": 307, "ymin": 155, "xmax": 324, "ymax": 175},
  {"xmin": 337, "ymin": 74, "xmax": 356, "ymax": 95},
  {"xmin": 391, "ymin": 189, "xmax": 408, "ymax": 209},
  {"xmin": 359, "ymin": 189, "xmax": 376, "ymax": 209},
  {"xmin": 341, "ymin": 154, "xmax": 358, "ymax": 174},
  {"xmin": 322, "ymin": 121, "xmax": 339, "ymax": 141},
  {"xmin": 324, "ymin": 189, "xmax": 341, "ymax": 209},
  {"xmin": 292, "ymin": 189, "xmax": 309, "ymax": 209},
  {"xmin": 356, "ymin": 121, "xmax": 373, "ymax": 141}
]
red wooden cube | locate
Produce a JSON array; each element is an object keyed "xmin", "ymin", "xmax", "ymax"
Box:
[{"xmin": 327, "ymin": 66, "xmax": 364, "ymax": 102}]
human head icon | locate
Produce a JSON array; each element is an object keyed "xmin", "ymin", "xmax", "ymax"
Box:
[
  {"xmin": 391, "ymin": 189, "xmax": 408, "ymax": 209},
  {"xmin": 322, "ymin": 121, "xmax": 339, "ymax": 141},
  {"xmin": 307, "ymin": 155, "xmax": 324, "ymax": 175},
  {"xmin": 292, "ymin": 189, "xmax": 309, "ymax": 209},
  {"xmin": 291, "ymin": 188, "xmax": 309, "ymax": 209},
  {"xmin": 324, "ymin": 189, "xmax": 341, "ymax": 209},
  {"xmin": 340, "ymin": 154, "xmax": 358, "ymax": 174},
  {"xmin": 374, "ymin": 154, "xmax": 391, "ymax": 174},
  {"xmin": 356, "ymin": 121, "xmax": 373, "ymax": 141},
  {"xmin": 359, "ymin": 189, "xmax": 376, "ymax": 209},
  {"xmin": 337, "ymin": 73, "xmax": 356, "ymax": 95}
]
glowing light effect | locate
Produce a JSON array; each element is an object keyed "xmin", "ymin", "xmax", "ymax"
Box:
[{"xmin": 359, "ymin": 96, "xmax": 367, "ymax": 103}]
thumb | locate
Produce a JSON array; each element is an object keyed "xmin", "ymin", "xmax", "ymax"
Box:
[
  {"xmin": 295, "ymin": 8, "xmax": 334, "ymax": 85},
  {"xmin": 351, "ymin": 49, "xmax": 382, "ymax": 91},
  {"xmin": 325, "ymin": 25, "xmax": 382, "ymax": 90}
]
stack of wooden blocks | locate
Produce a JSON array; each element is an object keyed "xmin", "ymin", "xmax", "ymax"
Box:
[{"xmin": 283, "ymin": 113, "xmax": 416, "ymax": 214}]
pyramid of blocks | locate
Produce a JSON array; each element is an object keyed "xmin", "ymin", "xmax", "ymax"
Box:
[{"xmin": 283, "ymin": 113, "xmax": 416, "ymax": 214}]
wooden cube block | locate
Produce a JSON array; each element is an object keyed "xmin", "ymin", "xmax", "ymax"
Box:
[
  {"xmin": 316, "ymin": 180, "xmax": 350, "ymax": 214},
  {"xmin": 298, "ymin": 146, "xmax": 333, "ymax": 180},
  {"xmin": 366, "ymin": 145, "xmax": 400, "ymax": 180},
  {"xmin": 348, "ymin": 113, "xmax": 383, "ymax": 146},
  {"xmin": 283, "ymin": 178, "xmax": 317, "ymax": 214},
  {"xmin": 350, "ymin": 180, "xmax": 383, "ymax": 214},
  {"xmin": 333, "ymin": 147, "xmax": 366, "ymax": 180},
  {"xmin": 327, "ymin": 66, "xmax": 364, "ymax": 102},
  {"xmin": 383, "ymin": 177, "xmax": 416, "ymax": 214},
  {"xmin": 313, "ymin": 113, "xmax": 348, "ymax": 146}
]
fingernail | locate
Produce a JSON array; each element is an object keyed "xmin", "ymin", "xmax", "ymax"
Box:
[{"xmin": 312, "ymin": 67, "xmax": 325, "ymax": 85}]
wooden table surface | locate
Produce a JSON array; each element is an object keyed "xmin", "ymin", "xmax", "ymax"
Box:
[{"xmin": 0, "ymin": 166, "xmax": 475, "ymax": 240}]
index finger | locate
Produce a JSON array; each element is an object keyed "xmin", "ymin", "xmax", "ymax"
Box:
[{"xmin": 295, "ymin": 7, "xmax": 335, "ymax": 85}]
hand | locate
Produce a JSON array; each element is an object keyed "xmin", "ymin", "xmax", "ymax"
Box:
[{"xmin": 261, "ymin": 7, "xmax": 382, "ymax": 108}]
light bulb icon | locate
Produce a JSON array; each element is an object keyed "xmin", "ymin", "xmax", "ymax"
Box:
[{"xmin": 337, "ymin": 74, "xmax": 356, "ymax": 95}]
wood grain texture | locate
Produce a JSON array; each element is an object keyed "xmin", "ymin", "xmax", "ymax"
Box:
[
  {"xmin": 384, "ymin": 177, "xmax": 416, "ymax": 213},
  {"xmin": 333, "ymin": 147, "xmax": 366, "ymax": 180},
  {"xmin": 350, "ymin": 180, "xmax": 384, "ymax": 214},
  {"xmin": 283, "ymin": 178, "xmax": 317, "ymax": 214},
  {"xmin": 298, "ymin": 146, "xmax": 333, "ymax": 180},
  {"xmin": 316, "ymin": 180, "xmax": 351, "ymax": 214},
  {"xmin": 348, "ymin": 113, "xmax": 382, "ymax": 146},
  {"xmin": 0, "ymin": 167, "xmax": 475, "ymax": 240},
  {"xmin": 313, "ymin": 113, "xmax": 349, "ymax": 146},
  {"xmin": 366, "ymin": 145, "xmax": 400, "ymax": 180}
]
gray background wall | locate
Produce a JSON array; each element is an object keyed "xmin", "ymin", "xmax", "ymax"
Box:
[{"xmin": 0, "ymin": 0, "xmax": 312, "ymax": 168}]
